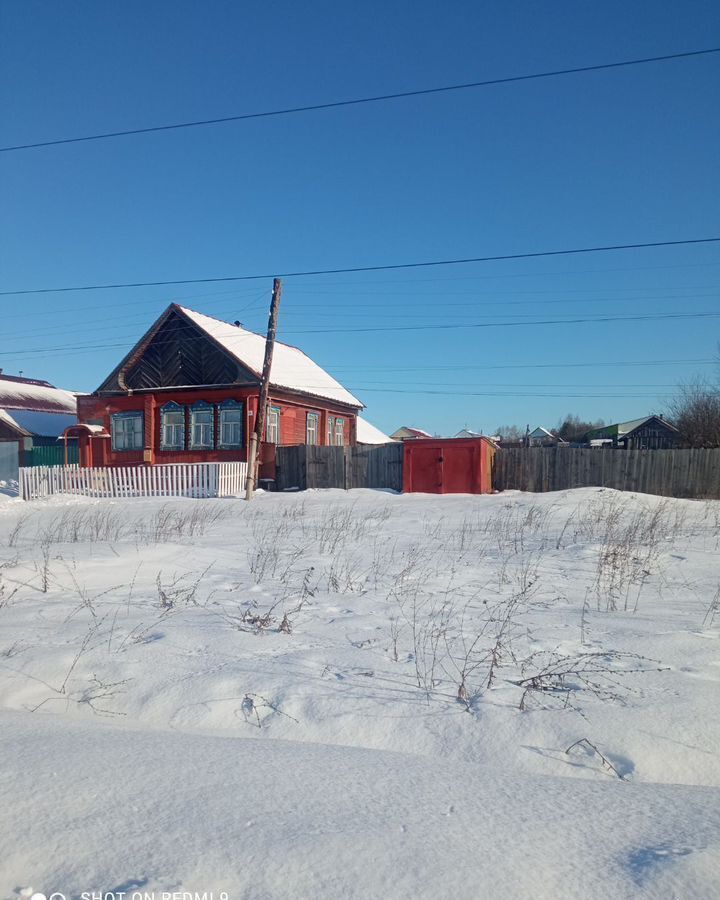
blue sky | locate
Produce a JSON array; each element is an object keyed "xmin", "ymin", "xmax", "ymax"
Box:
[{"xmin": 1, "ymin": 0, "xmax": 718, "ymax": 436}]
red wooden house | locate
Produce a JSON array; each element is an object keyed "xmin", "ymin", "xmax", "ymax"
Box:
[{"xmin": 72, "ymin": 304, "xmax": 363, "ymax": 473}]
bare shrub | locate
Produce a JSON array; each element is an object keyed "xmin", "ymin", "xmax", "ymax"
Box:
[
  {"xmin": 247, "ymin": 542, "xmax": 280, "ymax": 583},
  {"xmin": 313, "ymin": 503, "xmax": 372, "ymax": 554},
  {"xmin": 581, "ymin": 496, "xmax": 683, "ymax": 612},
  {"xmin": 702, "ymin": 583, "xmax": 720, "ymax": 628},
  {"xmin": 136, "ymin": 504, "xmax": 228, "ymax": 544},
  {"xmin": 324, "ymin": 551, "xmax": 368, "ymax": 594},
  {"xmin": 40, "ymin": 508, "xmax": 125, "ymax": 544},
  {"xmin": 34, "ymin": 538, "xmax": 54, "ymax": 593},
  {"xmin": 566, "ymin": 738, "xmax": 626, "ymax": 780},
  {"xmin": 7, "ymin": 513, "xmax": 31, "ymax": 548},
  {"xmin": 0, "ymin": 573, "xmax": 18, "ymax": 609},
  {"xmin": 240, "ymin": 692, "xmax": 298, "ymax": 728},
  {"xmin": 515, "ymin": 649, "xmax": 662, "ymax": 713},
  {"xmin": 222, "ymin": 588, "xmax": 312, "ymax": 635},
  {"xmin": 155, "ymin": 565, "xmax": 214, "ymax": 609}
]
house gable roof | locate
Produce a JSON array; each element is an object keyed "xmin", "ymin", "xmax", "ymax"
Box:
[
  {"xmin": 0, "ymin": 408, "xmax": 78, "ymax": 438},
  {"xmin": 390, "ymin": 426, "xmax": 432, "ymax": 439},
  {"xmin": 96, "ymin": 304, "xmax": 362, "ymax": 409},
  {"xmin": 356, "ymin": 417, "xmax": 394, "ymax": 444},
  {"xmin": 179, "ymin": 307, "xmax": 362, "ymax": 408},
  {"xmin": 586, "ymin": 415, "xmax": 678, "ymax": 440},
  {"xmin": 528, "ymin": 426, "xmax": 559, "ymax": 440},
  {"xmin": 0, "ymin": 374, "xmax": 78, "ymax": 415}
]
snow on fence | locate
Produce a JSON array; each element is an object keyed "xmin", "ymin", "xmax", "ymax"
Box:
[{"xmin": 19, "ymin": 462, "xmax": 247, "ymax": 501}]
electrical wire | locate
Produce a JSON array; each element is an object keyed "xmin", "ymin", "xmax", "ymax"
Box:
[
  {"xmin": 1, "ymin": 237, "xmax": 719, "ymax": 296},
  {"xmin": 3, "ymin": 47, "xmax": 717, "ymax": 153},
  {"xmin": 1, "ymin": 310, "xmax": 718, "ymax": 360}
]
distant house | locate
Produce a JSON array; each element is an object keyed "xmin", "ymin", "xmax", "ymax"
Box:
[
  {"xmin": 74, "ymin": 303, "xmax": 363, "ymax": 470},
  {"xmin": 585, "ymin": 415, "xmax": 680, "ymax": 449},
  {"xmin": 390, "ymin": 426, "xmax": 432, "ymax": 441},
  {"xmin": 527, "ymin": 426, "xmax": 567, "ymax": 447},
  {"xmin": 454, "ymin": 428, "xmax": 483, "ymax": 439},
  {"xmin": 0, "ymin": 373, "xmax": 79, "ymax": 466},
  {"xmin": 356, "ymin": 418, "xmax": 394, "ymax": 444}
]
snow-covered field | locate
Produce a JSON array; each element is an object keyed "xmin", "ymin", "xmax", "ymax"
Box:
[{"xmin": 1, "ymin": 487, "xmax": 719, "ymax": 899}]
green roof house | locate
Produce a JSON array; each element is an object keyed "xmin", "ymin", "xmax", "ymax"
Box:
[{"xmin": 585, "ymin": 415, "xmax": 680, "ymax": 449}]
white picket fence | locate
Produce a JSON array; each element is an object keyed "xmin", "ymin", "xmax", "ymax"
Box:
[{"xmin": 19, "ymin": 462, "xmax": 247, "ymax": 501}]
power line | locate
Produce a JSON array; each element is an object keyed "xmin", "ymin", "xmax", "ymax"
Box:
[
  {"xmin": 1, "ymin": 311, "xmax": 718, "ymax": 360},
  {"xmin": 9, "ymin": 292, "xmax": 718, "ymax": 346},
  {"xmin": 1, "ymin": 237, "xmax": 719, "ymax": 297},
  {"xmin": 3, "ymin": 47, "xmax": 718, "ymax": 154},
  {"xmin": 343, "ymin": 387, "xmax": 703, "ymax": 399},
  {"xmin": 327, "ymin": 358, "xmax": 715, "ymax": 372},
  {"xmin": 286, "ymin": 310, "xmax": 720, "ymax": 335}
]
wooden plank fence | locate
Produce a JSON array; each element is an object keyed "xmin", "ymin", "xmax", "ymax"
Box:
[
  {"xmin": 19, "ymin": 461, "xmax": 247, "ymax": 501},
  {"xmin": 493, "ymin": 447, "xmax": 720, "ymax": 499},
  {"xmin": 276, "ymin": 443, "xmax": 403, "ymax": 492}
]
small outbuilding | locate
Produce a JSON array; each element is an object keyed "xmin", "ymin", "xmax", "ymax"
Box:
[
  {"xmin": 403, "ymin": 436, "xmax": 496, "ymax": 494},
  {"xmin": 0, "ymin": 373, "xmax": 79, "ymax": 466}
]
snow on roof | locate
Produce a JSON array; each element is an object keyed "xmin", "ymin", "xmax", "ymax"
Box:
[
  {"xmin": 356, "ymin": 417, "xmax": 394, "ymax": 444},
  {"xmin": 391, "ymin": 426, "xmax": 432, "ymax": 438},
  {"xmin": 454, "ymin": 429, "xmax": 482, "ymax": 438},
  {"xmin": 178, "ymin": 306, "xmax": 362, "ymax": 409},
  {"xmin": 587, "ymin": 416, "xmax": 678, "ymax": 439},
  {"xmin": 70, "ymin": 423, "xmax": 108, "ymax": 435},
  {"xmin": 529, "ymin": 426, "xmax": 557, "ymax": 439},
  {"xmin": 0, "ymin": 375, "xmax": 78, "ymax": 414},
  {"xmin": 0, "ymin": 409, "xmax": 78, "ymax": 437},
  {"xmin": 0, "ymin": 408, "xmax": 29, "ymax": 436},
  {"xmin": 616, "ymin": 416, "xmax": 677, "ymax": 435}
]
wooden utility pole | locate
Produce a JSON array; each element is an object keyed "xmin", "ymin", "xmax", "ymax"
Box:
[{"xmin": 245, "ymin": 277, "xmax": 282, "ymax": 500}]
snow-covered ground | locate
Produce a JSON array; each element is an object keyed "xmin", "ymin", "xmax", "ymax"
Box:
[{"xmin": 1, "ymin": 487, "xmax": 719, "ymax": 898}]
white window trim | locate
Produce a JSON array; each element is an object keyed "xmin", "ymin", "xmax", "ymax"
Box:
[
  {"xmin": 219, "ymin": 401, "xmax": 243, "ymax": 448},
  {"xmin": 111, "ymin": 412, "xmax": 144, "ymax": 451},
  {"xmin": 190, "ymin": 403, "xmax": 214, "ymax": 449},
  {"xmin": 306, "ymin": 412, "xmax": 320, "ymax": 445},
  {"xmin": 266, "ymin": 407, "xmax": 281, "ymax": 444},
  {"xmin": 160, "ymin": 404, "xmax": 185, "ymax": 451}
]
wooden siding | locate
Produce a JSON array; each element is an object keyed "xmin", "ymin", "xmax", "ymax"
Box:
[
  {"xmin": 493, "ymin": 447, "xmax": 720, "ymax": 499},
  {"xmin": 0, "ymin": 441, "xmax": 19, "ymax": 485},
  {"xmin": 276, "ymin": 443, "xmax": 403, "ymax": 492},
  {"xmin": 100, "ymin": 308, "xmax": 253, "ymax": 392},
  {"xmin": 78, "ymin": 386, "xmax": 358, "ymax": 468}
]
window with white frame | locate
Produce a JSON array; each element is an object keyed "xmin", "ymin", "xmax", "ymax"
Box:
[
  {"xmin": 111, "ymin": 411, "xmax": 144, "ymax": 451},
  {"xmin": 219, "ymin": 400, "xmax": 243, "ymax": 448},
  {"xmin": 266, "ymin": 407, "xmax": 280, "ymax": 444},
  {"xmin": 190, "ymin": 401, "xmax": 214, "ymax": 449},
  {"xmin": 327, "ymin": 416, "xmax": 334, "ymax": 445},
  {"xmin": 160, "ymin": 402, "xmax": 185, "ymax": 450},
  {"xmin": 334, "ymin": 417, "xmax": 345, "ymax": 446},
  {"xmin": 306, "ymin": 412, "xmax": 320, "ymax": 445}
]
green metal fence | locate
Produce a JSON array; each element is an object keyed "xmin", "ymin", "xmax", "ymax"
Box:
[{"xmin": 24, "ymin": 440, "xmax": 79, "ymax": 467}]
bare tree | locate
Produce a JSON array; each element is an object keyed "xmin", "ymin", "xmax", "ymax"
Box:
[
  {"xmin": 555, "ymin": 413, "xmax": 605, "ymax": 443},
  {"xmin": 495, "ymin": 424, "xmax": 524, "ymax": 442},
  {"xmin": 667, "ymin": 377, "xmax": 720, "ymax": 448}
]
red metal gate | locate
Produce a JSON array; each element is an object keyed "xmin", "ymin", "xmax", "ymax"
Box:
[{"xmin": 402, "ymin": 437, "xmax": 495, "ymax": 494}]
